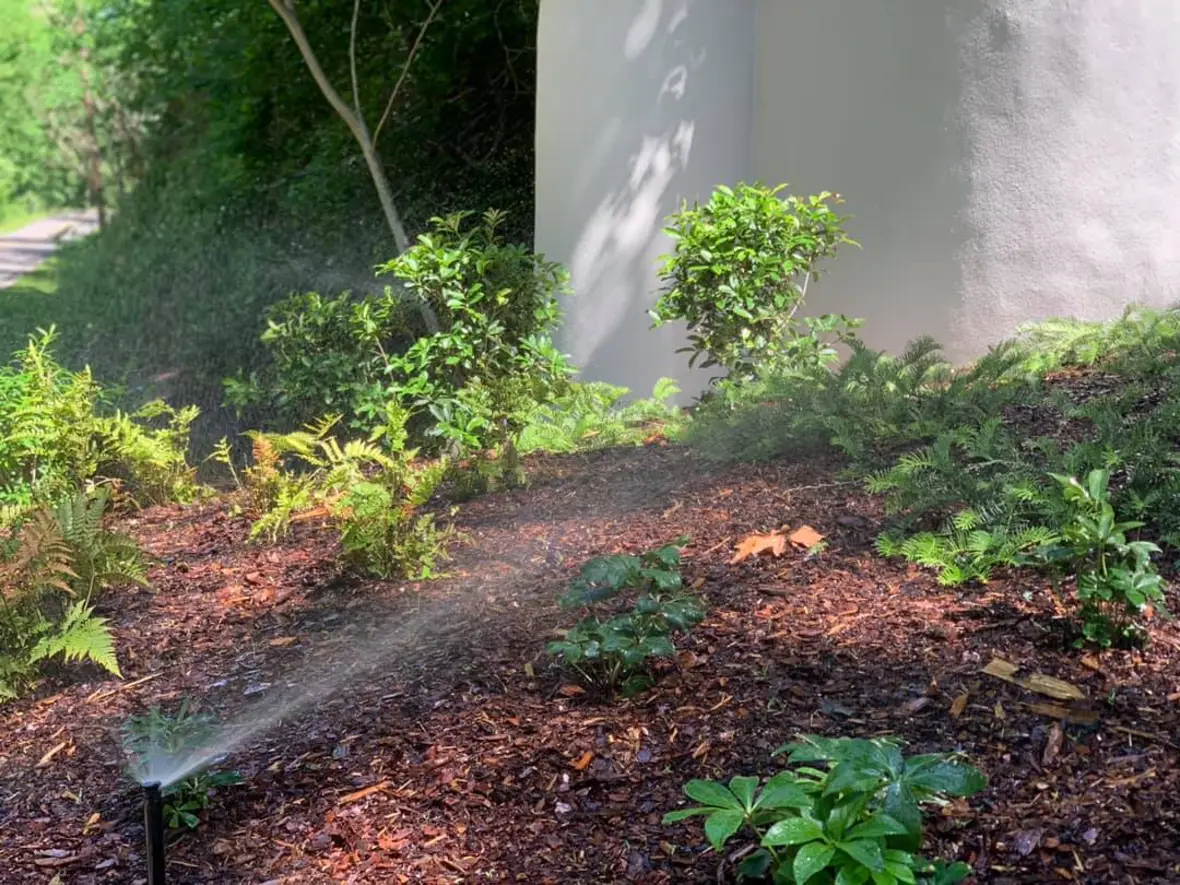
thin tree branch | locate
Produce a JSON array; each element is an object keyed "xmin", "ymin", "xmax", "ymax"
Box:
[
  {"xmin": 267, "ymin": 0, "xmax": 365, "ymax": 141},
  {"xmin": 372, "ymin": 0, "xmax": 442, "ymax": 149},
  {"xmin": 349, "ymin": 0, "xmax": 362, "ymax": 115}
]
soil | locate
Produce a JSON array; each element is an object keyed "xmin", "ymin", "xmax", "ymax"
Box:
[{"xmin": 1, "ymin": 442, "xmax": 1178, "ymax": 884}]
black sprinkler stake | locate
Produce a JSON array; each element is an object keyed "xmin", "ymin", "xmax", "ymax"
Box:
[{"xmin": 143, "ymin": 782, "xmax": 166, "ymax": 885}]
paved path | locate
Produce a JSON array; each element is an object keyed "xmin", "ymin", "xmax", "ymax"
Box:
[{"xmin": 0, "ymin": 209, "xmax": 99, "ymax": 289}]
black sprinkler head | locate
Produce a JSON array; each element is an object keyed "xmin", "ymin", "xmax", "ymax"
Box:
[{"xmin": 143, "ymin": 782, "xmax": 166, "ymax": 885}]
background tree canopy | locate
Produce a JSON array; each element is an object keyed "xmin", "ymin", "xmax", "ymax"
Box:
[{"xmin": 0, "ymin": 0, "xmax": 539, "ymax": 444}]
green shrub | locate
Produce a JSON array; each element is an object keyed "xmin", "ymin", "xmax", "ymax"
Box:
[
  {"xmin": 236, "ymin": 210, "xmax": 575, "ymax": 456},
  {"xmin": 652, "ymin": 183, "xmax": 859, "ymax": 381},
  {"xmin": 547, "ymin": 543, "xmax": 704, "ymax": 696},
  {"xmin": 664, "ymin": 735, "xmax": 985, "ymax": 884},
  {"xmin": 0, "ymin": 329, "xmax": 202, "ymax": 520},
  {"xmin": 379, "ymin": 209, "xmax": 574, "ymax": 452},
  {"xmin": 1014, "ymin": 305, "xmax": 1180, "ymax": 376},
  {"xmin": 226, "ymin": 286, "xmax": 419, "ymax": 428},
  {"xmin": 121, "ymin": 701, "xmax": 243, "ymax": 830},
  {"xmin": 685, "ymin": 337, "xmax": 1031, "ymax": 466},
  {"xmin": 1036, "ymin": 469, "xmax": 1170, "ymax": 648},
  {"xmin": 0, "ymin": 488, "xmax": 145, "ymax": 700}
]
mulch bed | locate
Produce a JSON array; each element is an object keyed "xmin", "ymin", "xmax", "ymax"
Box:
[{"xmin": 1, "ymin": 443, "xmax": 1178, "ymax": 884}]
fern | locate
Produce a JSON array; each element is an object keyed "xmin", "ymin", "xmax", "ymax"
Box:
[
  {"xmin": 885, "ymin": 521, "xmax": 1058, "ymax": 586},
  {"xmin": 51, "ymin": 488, "xmax": 148, "ymax": 599},
  {"xmin": 30, "ymin": 601, "xmax": 121, "ymax": 676}
]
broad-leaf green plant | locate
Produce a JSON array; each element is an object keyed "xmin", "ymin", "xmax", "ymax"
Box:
[
  {"xmin": 547, "ymin": 542, "xmax": 704, "ymax": 696},
  {"xmin": 664, "ymin": 735, "xmax": 985, "ymax": 884}
]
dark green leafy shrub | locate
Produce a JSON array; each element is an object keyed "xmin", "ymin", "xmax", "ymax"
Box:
[
  {"xmin": 547, "ymin": 543, "xmax": 704, "ymax": 696},
  {"xmin": 664, "ymin": 735, "xmax": 985, "ymax": 884},
  {"xmin": 0, "ymin": 488, "xmax": 145, "ymax": 700},
  {"xmin": 652, "ymin": 182, "xmax": 859, "ymax": 381},
  {"xmin": 1036, "ymin": 469, "xmax": 1170, "ymax": 647},
  {"xmin": 238, "ymin": 210, "xmax": 575, "ymax": 456},
  {"xmin": 226, "ymin": 286, "xmax": 418, "ymax": 427},
  {"xmin": 122, "ymin": 701, "xmax": 243, "ymax": 830},
  {"xmin": 379, "ymin": 209, "xmax": 574, "ymax": 453}
]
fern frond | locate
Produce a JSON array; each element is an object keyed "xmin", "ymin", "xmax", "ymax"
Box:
[{"xmin": 29, "ymin": 601, "xmax": 121, "ymax": 676}]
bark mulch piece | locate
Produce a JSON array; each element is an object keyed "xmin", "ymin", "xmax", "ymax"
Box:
[{"xmin": 1, "ymin": 444, "xmax": 1177, "ymax": 883}]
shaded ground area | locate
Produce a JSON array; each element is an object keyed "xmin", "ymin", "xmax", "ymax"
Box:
[
  {"xmin": 1, "ymin": 443, "xmax": 1178, "ymax": 883},
  {"xmin": 0, "ymin": 211, "xmax": 97, "ymax": 289}
]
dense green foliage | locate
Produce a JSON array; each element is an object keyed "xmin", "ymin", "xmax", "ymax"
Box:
[
  {"xmin": 653, "ymin": 183, "xmax": 859, "ymax": 382},
  {"xmin": 234, "ymin": 210, "xmax": 573, "ymax": 454},
  {"xmin": 517, "ymin": 377, "xmax": 683, "ymax": 455},
  {"xmin": 664, "ymin": 735, "xmax": 984, "ymax": 884},
  {"xmin": 0, "ymin": 330, "xmax": 200, "ymax": 519},
  {"xmin": 687, "ymin": 298, "xmax": 1180, "ymax": 648},
  {"xmin": 0, "ymin": 487, "xmax": 145, "ymax": 699},
  {"xmin": 0, "ymin": 0, "xmax": 540, "ymax": 450}
]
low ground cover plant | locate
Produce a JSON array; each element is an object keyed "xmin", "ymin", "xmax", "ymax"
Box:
[
  {"xmin": 1037, "ymin": 469, "xmax": 1170, "ymax": 647},
  {"xmin": 664, "ymin": 734, "xmax": 985, "ymax": 884},
  {"xmin": 547, "ymin": 542, "xmax": 704, "ymax": 696},
  {"xmin": 517, "ymin": 377, "xmax": 683, "ymax": 455},
  {"xmin": 0, "ymin": 488, "xmax": 145, "ymax": 700},
  {"xmin": 121, "ymin": 701, "xmax": 243, "ymax": 830},
  {"xmin": 217, "ymin": 409, "xmax": 449, "ymax": 579}
]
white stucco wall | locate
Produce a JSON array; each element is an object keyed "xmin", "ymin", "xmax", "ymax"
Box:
[
  {"xmin": 534, "ymin": 0, "xmax": 757, "ymax": 397},
  {"xmin": 537, "ymin": 0, "xmax": 1180, "ymax": 386},
  {"xmin": 754, "ymin": 0, "xmax": 1180, "ymax": 362}
]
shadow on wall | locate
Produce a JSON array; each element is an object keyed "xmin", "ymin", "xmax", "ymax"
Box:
[{"xmin": 536, "ymin": 0, "xmax": 756, "ymax": 400}]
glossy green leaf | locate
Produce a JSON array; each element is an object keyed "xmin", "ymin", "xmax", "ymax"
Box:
[
  {"xmin": 763, "ymin": 816, "xmax": 826, "ymax": 847},
  {"xmin": 794, "ymin": 842, "xmax": 837, "ymax": 884},
  {"xmin": 728, "ymin": 775, "xmax": 759, "ymax": 811},
  {"xmin": 838, "ymin": 839, "xmax": 885, "ymax": 872},
  {"xmin": 757, "ymin": 772, "xmax": 813, "ymax": 810},
  {"xmin": 683, "ymin": 779, "xmax": 742, "ymax": 811},
  {"xmin": 704, "ymin": 809, "xmax": 745, "ymax": 852}
]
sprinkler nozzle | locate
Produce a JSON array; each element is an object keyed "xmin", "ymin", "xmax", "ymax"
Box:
[{"xmin": 143, "ymin": 781, "xmax": 166, "ymax": 885}]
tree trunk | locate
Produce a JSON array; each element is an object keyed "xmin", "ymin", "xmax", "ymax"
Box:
[
  {"xmin": 74, "ymin": 4, "xmax": 105, "ymax": 227},
  {"xmin": 266, "ymin": 0, "xmax": 441, "ymax": 332}
]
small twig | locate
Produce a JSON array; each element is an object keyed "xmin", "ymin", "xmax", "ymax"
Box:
[
  {"xmin": 85, "ymin": 672, "xmax": 162, "ymax": 704},
  {"xmin": 781, "ymin": 480, "xmax": 860, "ymax": 493},
  {"xmin": 372, "ymin": 0, "xmax": 443, "ymax": 148},
  {"xmin": 1110, "ymin": 725, "xmax": 1180, "ymax": 752}
]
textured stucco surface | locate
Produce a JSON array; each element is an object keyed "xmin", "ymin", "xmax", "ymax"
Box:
[
  {"xmin": 536, "ymin": 0, "xmax": 1180, "ymax": 387},
  {"xmin": 534, "ymin": 0, "xmax": 756, "ymax": 397}
]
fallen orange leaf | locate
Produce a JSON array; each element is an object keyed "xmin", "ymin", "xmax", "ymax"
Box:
[
  {"xmin": 570, "ymin": 751, "xmax": 594, "ymax": 771},
  {"xmin": 949, "ymin": 693, "xmax": 969, "ymax": 719},
  {"xmin": 730, "ymin": 532, "xmax": 787, "ymax": 564},
  {"xmin": 558, "ymin": 684, "xmax": 585, "ymax": 697},
  {"xmin": 789, "ymin": 525, "xmax": 825, "ymax": 549},
  {"xmin": 268, "ymin": 636, "xmax": 299, "ymax": 647}
]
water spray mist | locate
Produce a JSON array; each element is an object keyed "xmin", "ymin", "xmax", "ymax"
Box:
[{"xmin": 143, "ymin": 782, "xmax": 166, "ymax": 885}]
